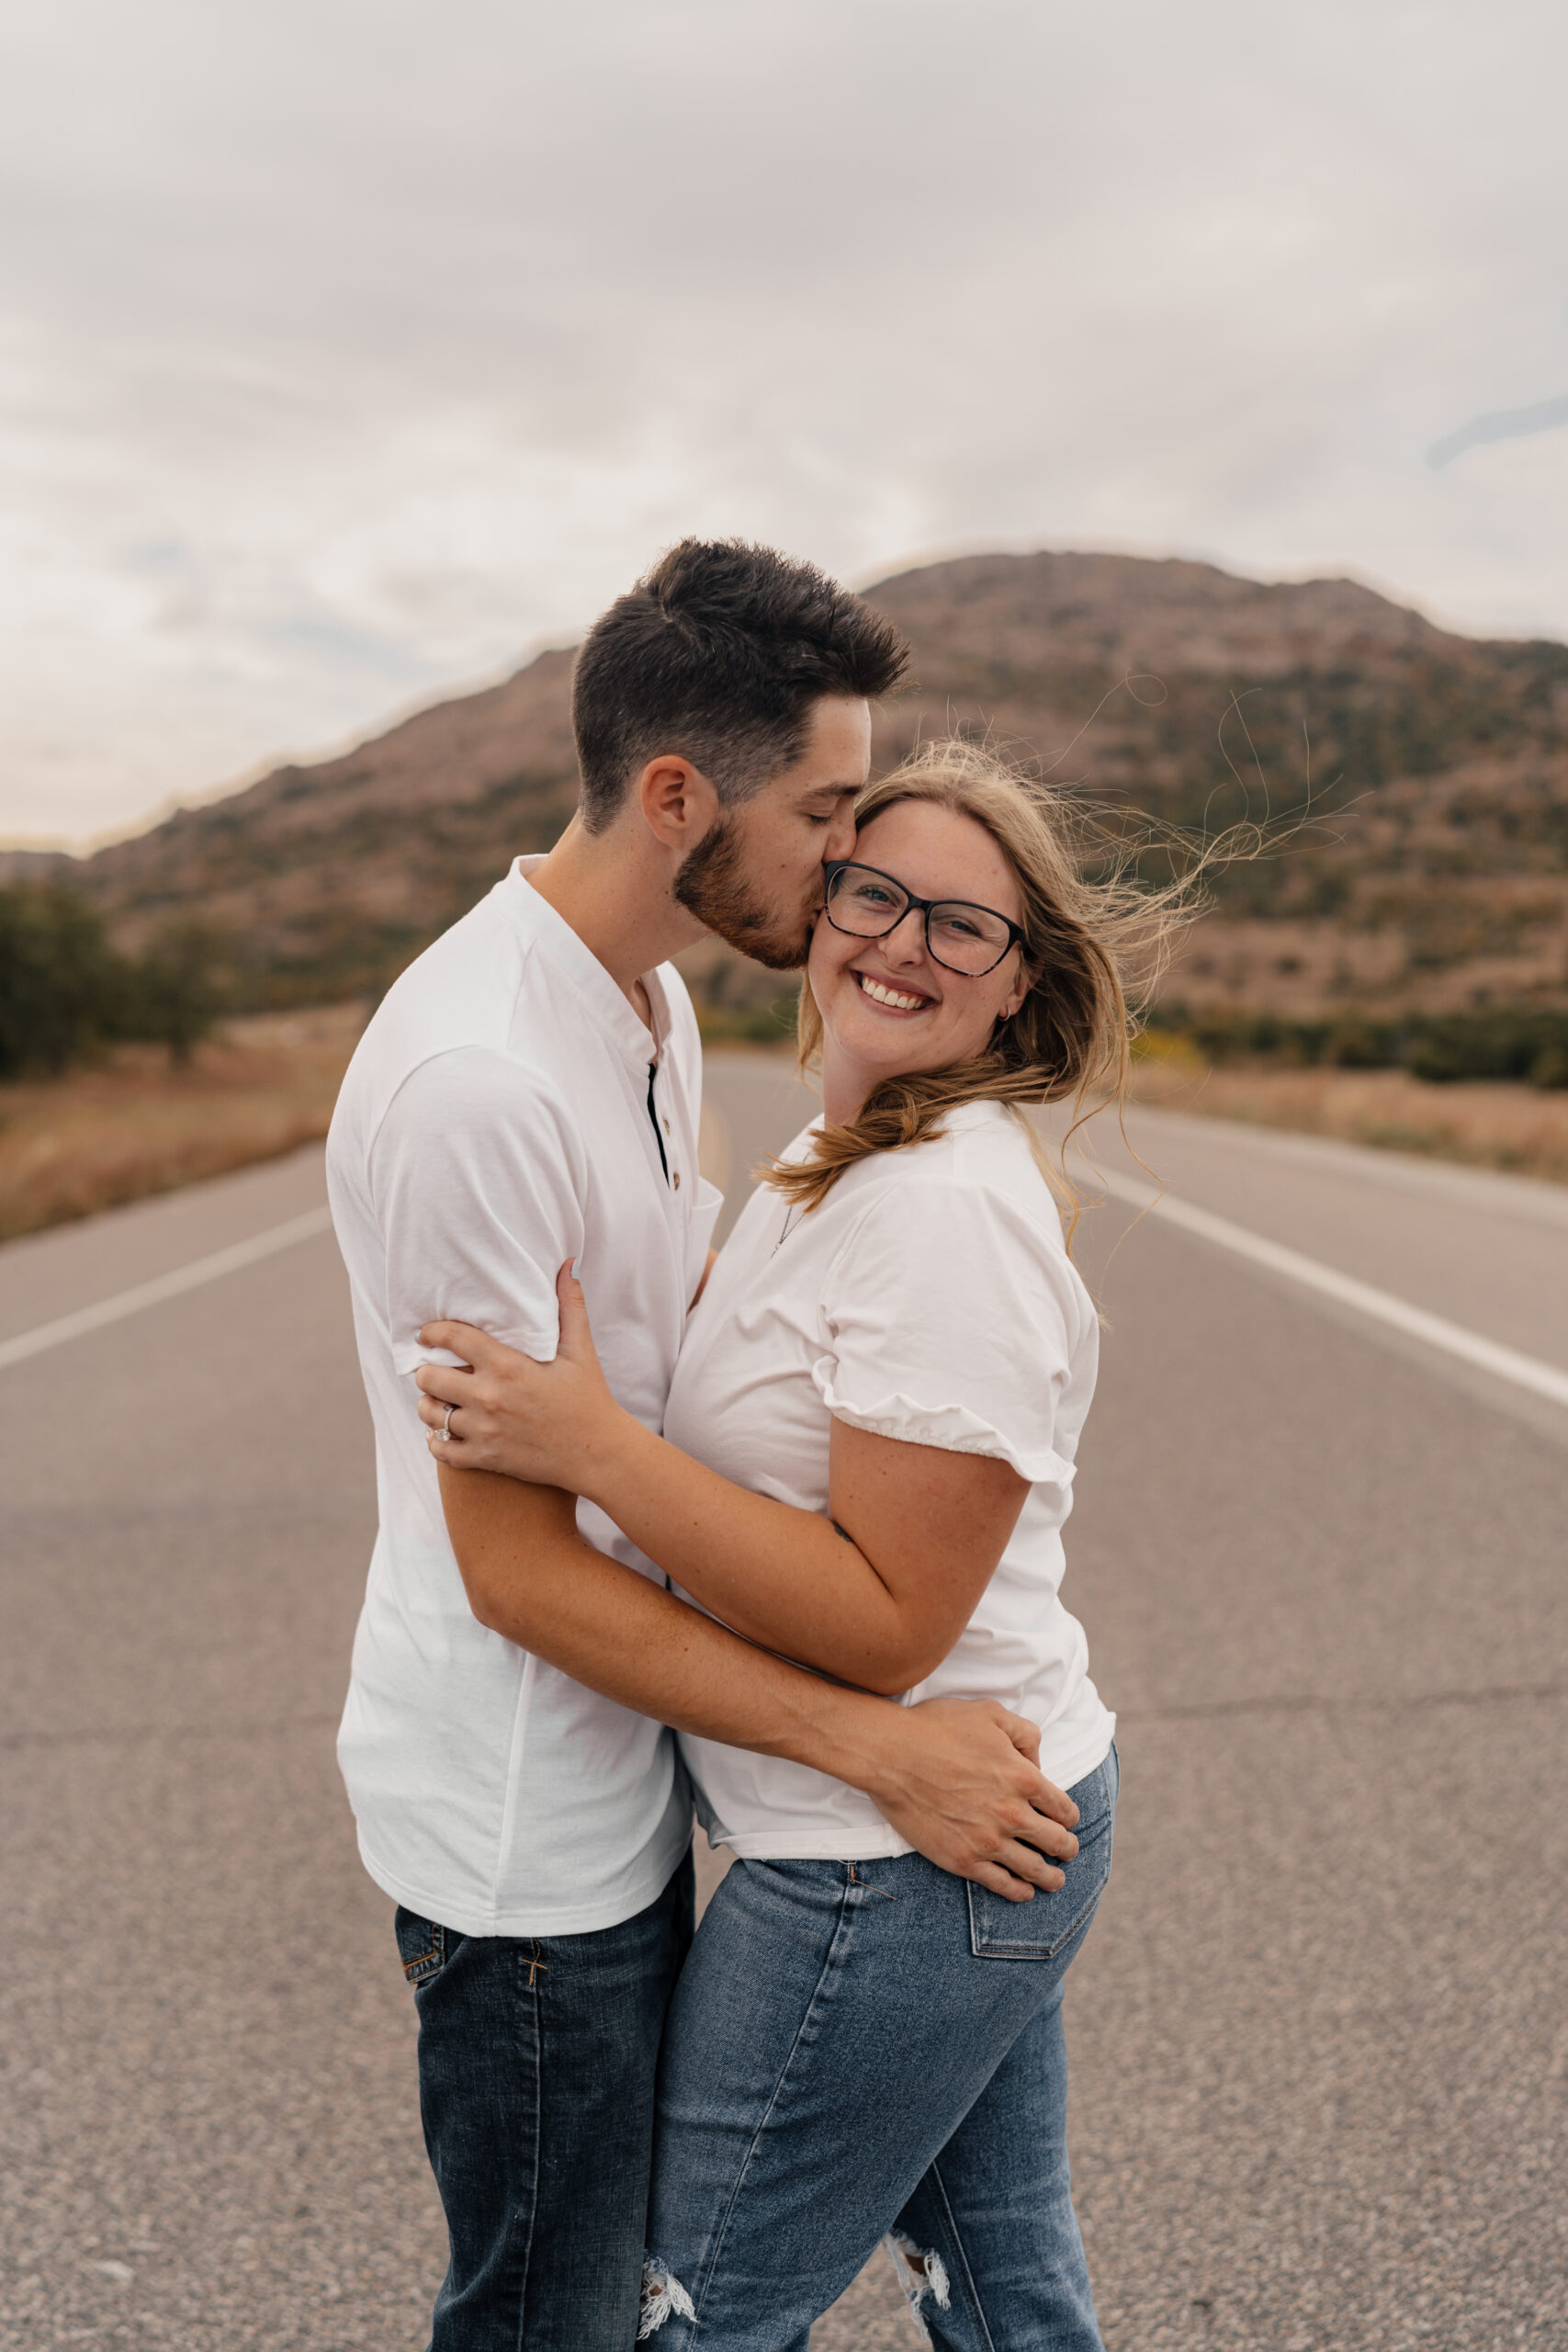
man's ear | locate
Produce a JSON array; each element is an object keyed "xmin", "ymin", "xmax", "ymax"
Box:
[{"xmin": 637, "ymin": 754, "xmax": 721, "ymax": 852}]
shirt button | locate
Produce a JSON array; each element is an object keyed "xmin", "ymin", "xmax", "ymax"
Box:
[
  {"xmin": 663, "ymin": 1117, "xmax": 671, "ymax": 1135},
  {"xmin": 672, "ymin": 1171, "xmax": 682, "ymax": 1189}
]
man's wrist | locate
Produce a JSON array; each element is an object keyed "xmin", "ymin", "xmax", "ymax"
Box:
[{"xmin": 795, "ymin": 1679, "xmax": 902, "ymax": 1799}]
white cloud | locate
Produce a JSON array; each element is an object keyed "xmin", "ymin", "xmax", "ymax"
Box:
[{"xmin": 2, "ymin": 0, "xmax": 1566, "ymax": 841}]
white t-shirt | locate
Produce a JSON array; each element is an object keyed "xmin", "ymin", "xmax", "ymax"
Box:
[
  {"xmin": 665, "ymin": 1100, "xmax": 1114, "ymax": 1860},
  {"xmin": 326, "ymin": 857, "xmax": 722, "ymax": 1936}
]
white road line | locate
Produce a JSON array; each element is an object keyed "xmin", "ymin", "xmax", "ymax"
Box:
[
  {"xmin": 1098, "ymin": 1171, "xmax": 1568, "ymax": 1410},
  {"xmin": 9, "ymin": 1166, "xmax": 1565, "ymax": 1414},
  {"xmin": 0, "ymin": 1206, "xmax": 334, "ymax": 1372}
]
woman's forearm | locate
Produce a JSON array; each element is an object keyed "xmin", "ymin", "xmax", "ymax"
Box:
[
  {"xmin": 411, "ymin": 1304, "xmax": 1018, "ymax": 1693},
  {"xmin": 579, "ymin": 1415, "xmax": 921, "ymax": 1692}
]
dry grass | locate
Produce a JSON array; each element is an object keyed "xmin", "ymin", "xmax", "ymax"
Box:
[
  {"xmin": 0, "ymin": 1002, "xmax": 367, "ymax": 1241},
  {"xmin": 1130, "ymin": 1034, "xmax": 1568, "ymax": 1184},
  {"xmin": 5, "ymin": 1000, "xmax": 1564, "ymax": 1247}
]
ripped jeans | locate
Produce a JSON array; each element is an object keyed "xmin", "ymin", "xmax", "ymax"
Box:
[{"xmin": 641, "ymin": 1746, "xmax": 1116, "ymax": 2351}]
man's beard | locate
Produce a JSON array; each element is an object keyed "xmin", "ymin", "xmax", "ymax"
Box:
[{"xmin": 672, "ymin": 817, "xmax": 818, "ymax": 972}]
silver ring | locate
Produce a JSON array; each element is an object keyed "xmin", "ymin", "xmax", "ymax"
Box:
[{"xmin": 438, "ymin": 1402, "xmax": 457, "ymax": 1442}]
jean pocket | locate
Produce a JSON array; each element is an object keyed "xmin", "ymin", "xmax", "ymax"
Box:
[
  {"xmin": 394, "ymin": 1907, "xmax": 448, "ymax": 1986},
  {"xmin": 965, "ymin": 1752, "xmax": 1117, "ymax": 1963}
]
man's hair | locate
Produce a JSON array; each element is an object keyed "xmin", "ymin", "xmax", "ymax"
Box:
[{"xmin": 570, "ymin": 538, "xmax": 910, "ymax": 833}]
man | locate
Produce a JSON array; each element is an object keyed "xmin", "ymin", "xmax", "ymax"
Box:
[{"xmin": 326, "ymin": 539, "xmax": 1078, "ymax": 2350}]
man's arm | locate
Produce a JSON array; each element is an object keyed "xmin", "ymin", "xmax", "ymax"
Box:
[{"xmin": 439, "ymin": 1465, "xmax": 1078, "ymax": 1901}]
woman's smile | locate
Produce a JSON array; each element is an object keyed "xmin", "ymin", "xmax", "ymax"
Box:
[
  {"xmin": 851, "ymin": 966, "xmax": 936, "ymax": 1014},
  {"xmin": 810, "ymin": 799, "xmax": 1028, "ymax": 1123}
]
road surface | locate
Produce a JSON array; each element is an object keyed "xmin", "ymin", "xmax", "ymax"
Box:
[{"xmin": 2, "ymin": 1057, "xmax": 1563, "ymax": 2350}]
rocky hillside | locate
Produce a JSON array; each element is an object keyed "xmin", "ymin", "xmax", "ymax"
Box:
[
  {"xmin": 16, "ymin": 550, "xmax": 1568, "ymax": 1021},
  {"xmin": 868, "ymin": 553, "xmax": 1568, "ymax": 1023},
  {"xmin": 1, "ymin": 647, "xmax": 581, "ymax": 1003}
]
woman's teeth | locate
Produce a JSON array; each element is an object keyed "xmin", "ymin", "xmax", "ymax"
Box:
[{"xmin": 856, "ymin": 972, "xmax": 928, "ymax": 1012}]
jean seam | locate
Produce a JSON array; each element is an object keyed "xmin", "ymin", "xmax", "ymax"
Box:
[
  {"xmin": 967, "ymin": 1881, "xmax": 1105, "ymax": 1962},
  {"xmin": 918, "ymin": 2156, "xmax": 998, "ymax": 2352},
  {"xmin": 397, "ymin": 1912, "xmax": 449, "ymax": 1984},
  {"xmin": 510, "ymin": 1945, "xmax": 544, "ymax": 2352},
  {"xmin": 688, "ymin": 1869, "xmax": 862, "ymax": 2327}
]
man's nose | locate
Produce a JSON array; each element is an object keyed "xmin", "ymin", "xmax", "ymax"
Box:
[{"xmin": 824, "ymin": 806, "xmax": 858, "ymax": 864}]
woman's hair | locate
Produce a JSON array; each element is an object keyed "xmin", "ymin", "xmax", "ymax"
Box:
[{"xmin": 762, "ymin": 739, "xmax": 1196, "ymax": 1216}]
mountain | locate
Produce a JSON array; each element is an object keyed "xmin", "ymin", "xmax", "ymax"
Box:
[
  {"xmin": 3, "ymin": 648, "xmax": 581, "ymax": 1003},
  {"xmin": 19, "ymin": 550, "xmax": 1568, "ymax": 1020}
]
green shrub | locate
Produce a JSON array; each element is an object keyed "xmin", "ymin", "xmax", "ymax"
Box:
[
  {"xmin": 1145, "ymin": 1001, "xmax": 1568, "ymax": 1086},
  {"xmin": 0, "ymin": 885, "xmax": 231, "ymax": 1078},
  {"xmin": 1324, "ymin": 1020, "xmax": 1386, "ymax": 1069},
  {"xmin": 118, "ymin": 919, "xmax": 231, "ymax": 1063},
  {"xmin": 695, "ymin": 995, "xmax": 801, "ymax": 1046},
  {"xmin": 0, "ymin": 887, "xmax": 121, "ymax": 1077}
]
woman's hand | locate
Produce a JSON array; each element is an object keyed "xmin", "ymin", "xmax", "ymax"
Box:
[{"xmin": 415, "ymin": 1263, "xmax": 627, "ymax": 1492}]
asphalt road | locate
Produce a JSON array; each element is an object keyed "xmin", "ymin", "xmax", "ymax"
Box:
[{"xmin": 3, "ymin": 1059, "xmax": 1564, "ymax": 2351}]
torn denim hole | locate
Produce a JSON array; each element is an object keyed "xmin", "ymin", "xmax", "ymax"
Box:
[
  {"xmin": 885, "ymin": 2232, "xmax": 951, "ymax": 2343},
  {"xmin": 638, "ymin": 2256, "xmax": 695, "ymax": 2338}
]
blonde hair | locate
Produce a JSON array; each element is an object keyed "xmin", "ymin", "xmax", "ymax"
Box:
[{"xmin": 763, "ymin": 739, "xmax": 1193, "ymax": 1216}]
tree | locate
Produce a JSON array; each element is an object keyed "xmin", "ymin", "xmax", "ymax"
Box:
[
  {"xmin": 125, "ymin": 919, "xmax": 230, "ymax": 1064},
  {"xmin": 0, "ymin": 886, "xmax": 120, "ymax": 1077}
]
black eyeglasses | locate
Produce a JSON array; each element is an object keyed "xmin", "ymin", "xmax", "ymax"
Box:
[{"xmin": 822, "ymin": 861, "xmax": 1027, "ymax": 978}]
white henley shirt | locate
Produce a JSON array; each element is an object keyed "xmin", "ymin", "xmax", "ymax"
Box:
[{"xmin": 327, "ymin": 857, "xmax": 721, "ymax": 1936}]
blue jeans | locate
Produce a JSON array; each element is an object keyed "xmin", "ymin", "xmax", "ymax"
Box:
[
  {"xmin": 641, "ymin": 1748, "xmax": 1117, "ymax": 2350},
  {"xmin": 394, "ymin": 1852, "xmax": 694, "ymax": 2352}
]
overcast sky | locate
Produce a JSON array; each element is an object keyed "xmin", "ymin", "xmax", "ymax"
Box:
[{"xmin": 3, "ymin": 0, "xmax": 1565, "ymax": 844}]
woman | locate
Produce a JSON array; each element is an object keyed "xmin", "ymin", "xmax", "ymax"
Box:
[{"xmin": 415, "ymin": 741, "xmax": 1155, "ymax": 2350}]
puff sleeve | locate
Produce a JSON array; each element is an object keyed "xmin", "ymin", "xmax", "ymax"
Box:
[{"xmin": 812, "ymin": 1173, "xmax": 1093, "ymax": 1487}]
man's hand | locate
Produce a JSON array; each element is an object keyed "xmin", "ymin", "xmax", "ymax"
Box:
[{"xmin": 860, "ymin": 1697, "xmax": 1080, "ymax": 1902}]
